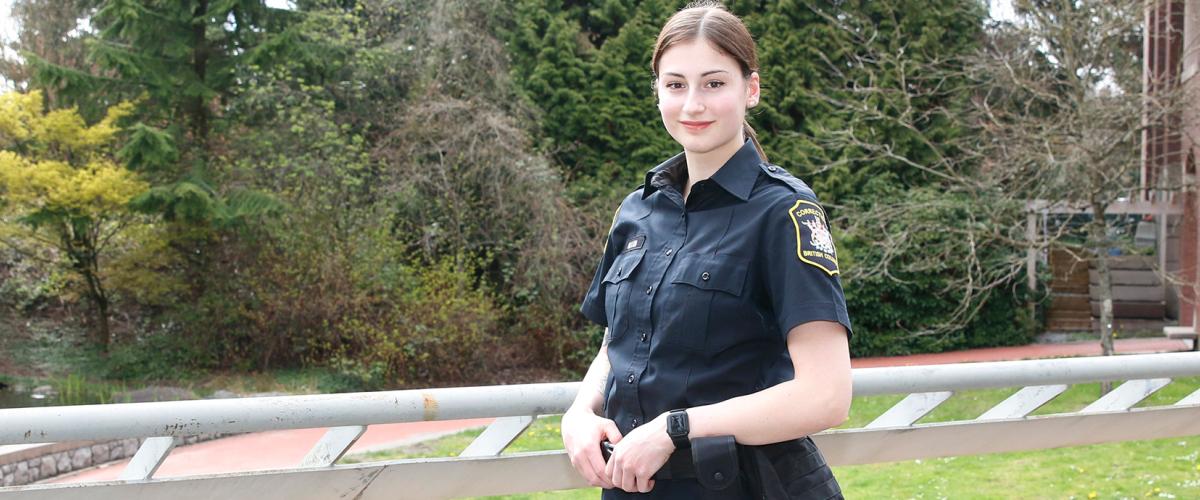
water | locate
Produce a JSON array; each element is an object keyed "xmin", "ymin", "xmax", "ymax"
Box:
[{"xmin": 0, "ymin": 388, "xmax": 55, "ymax": 409}]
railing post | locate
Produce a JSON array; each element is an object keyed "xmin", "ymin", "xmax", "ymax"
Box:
[
  {"xmin": 117, "ymin": 436, "xmax": 175, "ymax": 481},
  {"xmin": 300, "ymin": 425, "xmax": 368, "ymax": 467},
  {"xmin": 459, "ymin": 416, "xmax": 536, "ymax": 457}
]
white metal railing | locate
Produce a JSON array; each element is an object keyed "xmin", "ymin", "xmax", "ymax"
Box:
[{"xmin": 0, "ymin": 352, "xmax": 1198, "ymax": 499}]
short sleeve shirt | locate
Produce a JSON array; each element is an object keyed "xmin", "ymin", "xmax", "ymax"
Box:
[{"xmin": 580, "ymin": 139, "xmax": 852, "ymax": 440}]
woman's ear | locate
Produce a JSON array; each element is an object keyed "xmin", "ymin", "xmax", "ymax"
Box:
[{"xmin": 747, "ymin": 71, "xmax": 761, "ymax": 108}]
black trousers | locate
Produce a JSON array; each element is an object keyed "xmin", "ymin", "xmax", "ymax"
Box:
[{"xmin": 599, "ymin": 437, "xmax": 843, "ymax": 499}]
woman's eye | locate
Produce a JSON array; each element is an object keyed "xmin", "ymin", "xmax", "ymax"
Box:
[
  {"xmin": 665, "ymin": 82, "xmax": 684, "ymax": 90},
  {"xmin": 705, "ymin": 80, "xmax": 725, "ymax": 89}
]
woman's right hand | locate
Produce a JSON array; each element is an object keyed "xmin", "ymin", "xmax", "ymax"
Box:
[{"xmin": 561, "ymin": 406, "xmax": 623, "ymax": 489}]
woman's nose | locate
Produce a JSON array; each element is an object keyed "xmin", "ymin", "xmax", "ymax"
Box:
[{"xmin": 682, "ymin": 90, "xmax": 706, "ymax": 115}]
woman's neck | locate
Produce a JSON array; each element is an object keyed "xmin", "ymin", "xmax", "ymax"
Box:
[{"xmin": 683, "ymin": 136, "xmax": 744, "ymax": 200}]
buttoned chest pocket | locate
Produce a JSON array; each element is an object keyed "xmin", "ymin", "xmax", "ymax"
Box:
[
  {"xmin": 662, "ymin": 254, "xmax": 750, "ymax": 351},
  {"xmin": 602, "ymin": 249, "xmax": 645, "ymax": 339}
]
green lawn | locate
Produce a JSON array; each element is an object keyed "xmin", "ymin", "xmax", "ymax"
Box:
[{"xmin": 340, "ymin": 377, "xmax": 1200, "ymax": 499}]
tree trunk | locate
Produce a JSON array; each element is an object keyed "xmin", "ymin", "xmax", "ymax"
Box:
[
  {"xmin": 1089, "ymin": 199, "xmax": 1114, "ymax": 394},
  {"xmin": 63, "ymin": 220, "xmax": 111, "ymax": 353},
  {"xmin": 189, "ymin": 0, "xmax": 211, "ymax": 143}
]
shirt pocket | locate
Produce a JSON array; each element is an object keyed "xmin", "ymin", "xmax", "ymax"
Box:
[
  {"xmin": 663, "ymin": 253, "xmax": 750, "ymax": 351},
  {"xmin": 602, "ymin": 248, "xmax": 645, "ymax": 339}
]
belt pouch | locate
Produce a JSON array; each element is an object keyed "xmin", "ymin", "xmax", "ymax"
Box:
[{"xmin": 691, "ymin": 435, "xmax": 739, "ymax": 491}]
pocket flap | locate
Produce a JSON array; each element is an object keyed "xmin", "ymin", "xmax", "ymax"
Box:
[
  {"xmin": 668, "ymin": 254, "xmax": 749, "ymax": 296},
  {"xmin": 692, "ymin": 435, "xmax": 739, "ymax": 491},
  {"xmin": 602, "ymin": 249, "xmax": 645, "ymax": 285}
]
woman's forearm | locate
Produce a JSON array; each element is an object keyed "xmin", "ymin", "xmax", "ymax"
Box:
[
  {"xmin": 686, "ymin": 375, "xmax": 849, "ymax": 445},
  {"xmin": 686, "ymin": 322, "xmax": 851, "ymax": 445}
]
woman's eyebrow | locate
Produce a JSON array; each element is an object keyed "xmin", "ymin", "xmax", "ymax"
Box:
[{"xmin": 662, "ymin": 69, "xmax": 731, "ymax": 78}]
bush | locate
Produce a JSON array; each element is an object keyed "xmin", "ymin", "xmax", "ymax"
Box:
[
  {"xmin": 334, "ymin": 254, "xmax": 503, "ymax": 388},
  {"xmin": 839, "ymin": 183, "xmax": 1041, "ymax": 356}
]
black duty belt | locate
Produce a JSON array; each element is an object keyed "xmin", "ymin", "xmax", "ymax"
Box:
[{"xmin": 601, "ymin": 436, "xmax": 844, "ymax": 498}]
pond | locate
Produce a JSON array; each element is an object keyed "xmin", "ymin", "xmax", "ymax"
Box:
[{"xmin": 0, "ymin": 387, "xmax": 55, "ymax": 409}]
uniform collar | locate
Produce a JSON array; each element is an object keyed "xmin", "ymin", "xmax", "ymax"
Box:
[{"xmin": 642, "ymin": 139, "xmax": 762, "ymax": 202}]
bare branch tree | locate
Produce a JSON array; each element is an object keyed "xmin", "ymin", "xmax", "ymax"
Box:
[{"xmin": 807, "ymin": 0, "xmax": 1196, "ymax": 359}]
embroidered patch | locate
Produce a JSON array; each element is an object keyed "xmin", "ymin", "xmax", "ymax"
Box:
[{"xmin": 788, "ymin": 200, "xmax": 839, "ymax": 276}]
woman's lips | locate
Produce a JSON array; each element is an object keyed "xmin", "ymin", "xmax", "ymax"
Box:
[{"xmin": 680, "ymin": 120, "xmax": 714, "ymax": 131}]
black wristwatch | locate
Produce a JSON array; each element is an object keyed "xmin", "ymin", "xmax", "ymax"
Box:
[{"xmin": 666, "ymin": 409, "xmax": 690, "ymax": 449}]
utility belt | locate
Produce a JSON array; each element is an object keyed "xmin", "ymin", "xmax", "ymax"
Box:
[{"xmin": 606, "ymin": 436, "xmax": 843, "ymax": 499}]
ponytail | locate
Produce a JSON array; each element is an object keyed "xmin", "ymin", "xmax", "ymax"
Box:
[{"xmin": 743, "ymin": 120, "xmax": 768, "ymax": 164}]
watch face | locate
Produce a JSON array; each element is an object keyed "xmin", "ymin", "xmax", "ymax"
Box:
[{"xmin": 668, "ymin": 413, "xmax": 686, "ymax": 434}]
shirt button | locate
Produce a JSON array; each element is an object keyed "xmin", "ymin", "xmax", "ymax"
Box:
[
  {"xmin": 701, "ymin": 271, "xmax": 710, "ymax": 281},
  {"xmin": 713, "ymin": 472, "xmax": 725, "ymax": 481},
  {"xmin": 665, "ymin": 248, "xmax": 673, "ymax": 256},
  {"xmin": 632, "ymin": 418, "xmax": 640, "ymax": 427},
  {"xmin": 640, "ymin": 331, "xmax": 647, "ymax": 342},
  {"xmin": 627, "ymin": 374, "xmax": 635, "ymax": 384},
  {"xmin": 645, "ymin": 285, "xmax": 653, "ymax": 295},
  {"xmin": 767, "ymin": 165, "xmax": 777, "ymax": 172}
]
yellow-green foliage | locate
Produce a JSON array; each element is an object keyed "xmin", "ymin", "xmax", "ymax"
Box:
[
  {"xmin": 0, "ymin": 90, "xmax": 155, "ymax": 343},
  {"xmin": 0, "ymin": 91, "xmax": 145, "ymax": 221}
]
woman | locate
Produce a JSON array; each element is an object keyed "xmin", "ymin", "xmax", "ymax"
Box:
[{"xmin": 560, "ymin": 1, "xmax": 853, "ymax": 498}]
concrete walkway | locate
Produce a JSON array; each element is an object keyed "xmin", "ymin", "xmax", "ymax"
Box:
[{"xmin": 45, "ymin": 336, "xmax": 1195, "ymax": 484}]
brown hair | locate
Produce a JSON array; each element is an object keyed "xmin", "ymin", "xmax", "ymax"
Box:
[{"xmin": 651, "ymin": 0, "xmax": 767, "ymax": 162}]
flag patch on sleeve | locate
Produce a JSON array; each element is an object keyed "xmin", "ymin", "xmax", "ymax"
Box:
[{"xmin": 788, "ymin": 200, "xmax": 839, "ymax": 276}]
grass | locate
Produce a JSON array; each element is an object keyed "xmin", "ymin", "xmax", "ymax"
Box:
[{"xmin": 338, "ymin": 377, "xmax": 1200, "ymax": 499}]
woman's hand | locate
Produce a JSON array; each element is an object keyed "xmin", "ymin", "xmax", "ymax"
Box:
[
  {"xmin": 561, "ymin": 406, "xmax": 623, "ymax": 489},
  {"xmin": 605, "ymin": 412, "xmax": 675, "ymax": 493}
]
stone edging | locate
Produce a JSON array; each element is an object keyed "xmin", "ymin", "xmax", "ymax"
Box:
[{"xmin": 0, "ymin": 433, "xmax": 226, "ymax": 487}]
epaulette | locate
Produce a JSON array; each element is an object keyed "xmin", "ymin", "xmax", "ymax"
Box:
[{"xmin": 758, "ymin": 163, "xmax": 813, "ymax": 195}]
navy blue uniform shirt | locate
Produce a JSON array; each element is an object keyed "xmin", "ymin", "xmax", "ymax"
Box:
[{"xmin": 580, "ymin": 140, "xmax": 852, "ymax": 497}]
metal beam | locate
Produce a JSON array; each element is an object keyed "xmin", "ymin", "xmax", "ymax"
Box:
[
  {"xmin": 0, "ymin": 383, "xmax": 580, "ymax": 444},
  {"xmin": 6, "ymin": 405, "xmax": 1199, "ymax": 499},
  {"xmin": 817, "ymin": 404, "xmax": 1200, "ymax": 466},
  {"xmin": 1081, "ymin": 378, "xmax": 1171, "ymax": 412},
  {"xmin": 976, "ymin": 385, "xmax": 1068, "ymax": 420},
  {"xmin": 117, "ymin": 437, "xmax": 175, "ymax": 481},
  {"xmin": 459, "ymin": 416, "xmax": 535, "ymax": 457},
  {"xmin": 4, "ymin": 353, "xmax": 1200, "ymax": 445},
  {"xmin": 852, "ymin": 352, "xmax": 1200, "ymax": 396},
  {"xmin": 865, "ymin": 392, "xmax": 953, "ymax": 428},
  {"xmin": 1179, "ymin": 388, "xmax": 1200, "ymax": 405},
  {"xmin": 299, "ymin": 425, "xmax": 367, "ymax": 467}
]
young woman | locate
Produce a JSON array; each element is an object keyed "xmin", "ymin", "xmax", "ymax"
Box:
[{"xmin": 560, "ymin": 2, "xmax": 853, "ymax": 498}]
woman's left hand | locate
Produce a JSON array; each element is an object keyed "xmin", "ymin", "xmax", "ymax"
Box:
[{"xmin": 604, "ymin": 412, "xmax": 675, "ymax": 493}]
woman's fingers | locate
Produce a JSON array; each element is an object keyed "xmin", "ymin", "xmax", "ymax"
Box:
[
  {"xmin": 606, "ymin": 452, "xmax": 623, "ymax": 492},
  {"xmin": 601, "ymin": 419, "xmax": 623, "ymax": 443},
  {"xmin": 584, "ymin": 442, "xmax": 613, "ymax": 489},
  {"xmin": 637, "ymin": 474, "xmax": 654, "ymax": 493}
]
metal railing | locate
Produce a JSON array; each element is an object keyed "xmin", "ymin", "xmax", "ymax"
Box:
[{"xmin": 1, "ymin": 352, "xmax": 1199, "ymax": 499}]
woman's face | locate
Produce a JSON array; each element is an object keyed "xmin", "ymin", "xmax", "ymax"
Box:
[{"xmin": 656, "ymin": 39, "xmax": 759, "ymax": 156}]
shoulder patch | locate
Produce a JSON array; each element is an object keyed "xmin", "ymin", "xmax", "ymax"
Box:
[{"xmin": 788, "ymin": 199, "xmax": 839, "ymax": 276}]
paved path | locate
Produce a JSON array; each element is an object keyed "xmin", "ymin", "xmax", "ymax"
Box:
[
  {"xmin": 48, "ymin": 419, "xmax": 493, "ymax": 484},
  {"xmin": 45, "ymin": 336, "xmax": 1194, "ymax": 484},
  {"xmin": 850, "ymin": 337, "xmax": 1193, "ymax": 368}
]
